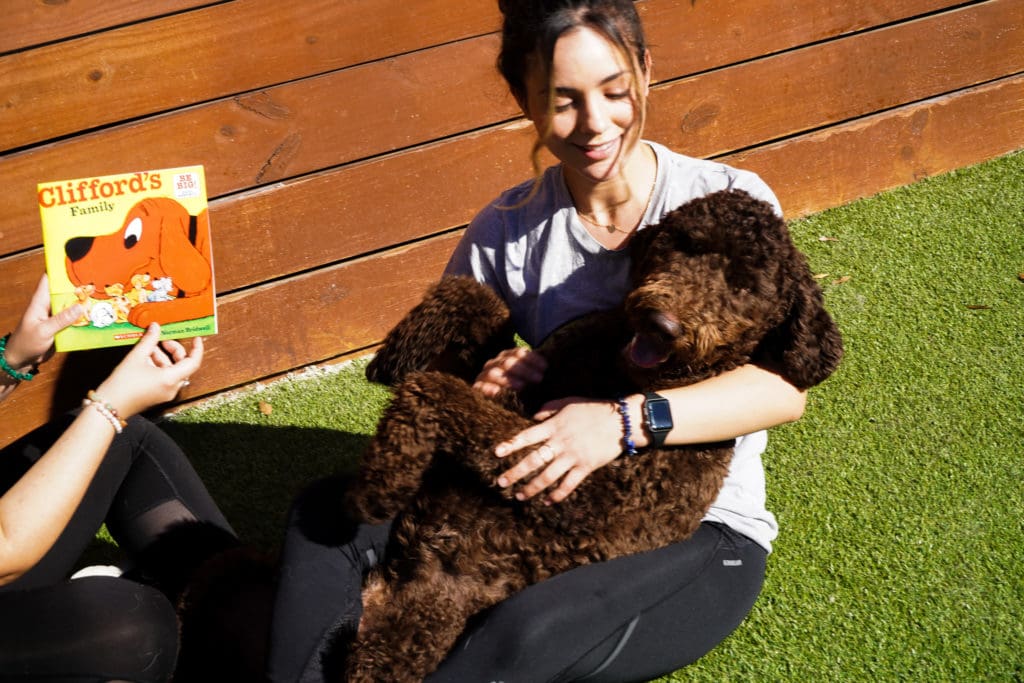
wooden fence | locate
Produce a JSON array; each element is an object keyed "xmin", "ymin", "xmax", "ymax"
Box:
[{"xmin": 2, "ymin": 0, "xmax": 1022, "ymax": 446}]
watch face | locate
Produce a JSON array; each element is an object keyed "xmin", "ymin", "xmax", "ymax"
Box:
[{"xmin": 646, "ymin": 397, "xmax": 673, "ymax": 431}]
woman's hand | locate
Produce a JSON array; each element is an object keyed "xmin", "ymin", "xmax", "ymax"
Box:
[
  {"xmin": 94, "ymin": 323, "xmax": 203, "ymax": 418},
  {"xmin": 473, "ymin": 347, "xmax": 547, "ymax": 397},
  {"xmin": 3, "ymin": 274, "xmax": 84, "ymax": 372},
  {"xmin": 495, "ymin": 398, "xmax": 625, "ymax": 504}
]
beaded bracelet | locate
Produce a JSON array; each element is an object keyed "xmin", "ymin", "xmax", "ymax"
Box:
[
  {"xmin": 616, "ymin": 397, "xmax": 638, "ymax": 457},
  {"xmin": 0, "ymin": 334, "xmax": 36, "ymax": 382},
  {"xmin": 82, "ymin": 390, "xmax": 127, "ymax": 434}
]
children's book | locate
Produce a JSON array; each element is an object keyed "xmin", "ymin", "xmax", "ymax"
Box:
[{"xmin": 38, "ymin": 165, "xmax": 217, "ymax": 352}]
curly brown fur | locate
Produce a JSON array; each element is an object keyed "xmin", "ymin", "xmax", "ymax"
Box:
[
  {"xmin": 342, "ymin": 190, "xmax": 843, "ymax": 681},
  {"xmin": 365, "ymin": 275, "xmax": 515, "ymax": 385}
]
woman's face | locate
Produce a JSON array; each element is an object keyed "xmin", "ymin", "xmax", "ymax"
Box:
[{"xmin": 520, "ymin": 27, "xmax": 648, "ymax": 184}]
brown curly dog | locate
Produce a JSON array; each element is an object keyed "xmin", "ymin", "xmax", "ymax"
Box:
[{"xmin": 340, "ymin": 189, "xmax": 843, "ymax": 681}]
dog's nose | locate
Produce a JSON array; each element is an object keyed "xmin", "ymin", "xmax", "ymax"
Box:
[{"xmin": 65, "ymin": 236, "xmax": 95, "ymax": 262}]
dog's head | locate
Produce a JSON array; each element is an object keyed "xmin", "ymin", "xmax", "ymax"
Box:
[
  {"xmin": 623, "ymin": 189, "xmax": 842, "ymax": 390},
  {"xmin": 64, "ymin": 197, "xmax": 211, "ymax": 299}
]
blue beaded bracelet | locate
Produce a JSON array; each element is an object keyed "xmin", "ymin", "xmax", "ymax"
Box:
[
  {"xmin": 616, "ymin": 397, "xmax": 638, "ymax": 457},
  {"xmin": 0, "ymin": 334, "xmax": 36, "ymax": 382}
]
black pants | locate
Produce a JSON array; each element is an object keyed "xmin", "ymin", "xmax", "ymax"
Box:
[
  {"xmin": 267, "ymin": 475, "xmax": 767, "ymax": 683},
  {"xmin": 0, "ymin": 414, "xmax": 235, "ymax": 683}
]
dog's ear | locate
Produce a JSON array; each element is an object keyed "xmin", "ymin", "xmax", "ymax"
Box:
[
  {"xmin": 690, "ymin": 190, "xmax": 843, "ymax": 390},
  {"xmin": 159, "ymin": 206, "xmax": 211, "ymax": 295},
  {"xmin": 754, "ymin": 255, "xmax": 844, "ymax": 391},
  {"xmin": 366, "ymin": 276, "xmax": 514, "ymax": 386}
]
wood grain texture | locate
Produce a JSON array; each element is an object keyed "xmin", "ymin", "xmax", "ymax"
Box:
[
  {"xmin": 1, "ymin": 233, "xmax": 461, "ymax": 444},
  {"xmin": 0, "ymin": 0, "xmax": 502, "ymax": 149},
  {"xmin": 726, "ymin": 75, "xmax": 1024, "ymax": 218},
  {"xmin": 0, "ymin": 0, "xmax": 220, "ymax": 54},
  {"xmin": 0, "ymin": 0, "xmax": 995, "ymax": 250},
  {"xmin": 645, "ymin": 0, "xmax": 1024, "ymax": 157},
  {"xmin": 1, "ymin": 0, "xmax": 1021, "ymax": 445},
  {"xmin": 638, "ymin": 0, "xmax": 966, "ymax": 77}
]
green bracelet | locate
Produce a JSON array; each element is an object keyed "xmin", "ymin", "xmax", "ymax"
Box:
[{"xmin": 0, "ymin": 334, "xmax": 36, "ymax": 381}]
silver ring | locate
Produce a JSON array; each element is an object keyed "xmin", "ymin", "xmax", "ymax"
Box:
[
  {"xmin": 538, "ymin": 444, "xmax": 555, "ymax": 464},
  {"xmin": 181, "ymin": 379, "xmax": 191, "ymax": 388}
]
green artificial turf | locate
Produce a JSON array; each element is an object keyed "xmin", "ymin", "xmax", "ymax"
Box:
[{"xmin": 159, "ymin": 150, "xmax": 1023, "ymax": 681}]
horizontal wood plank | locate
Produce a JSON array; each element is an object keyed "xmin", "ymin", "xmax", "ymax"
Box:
[
  {"xmin": 0, "ymin": 0, "xmax": 502, "ymax": 150},
  {"xmin": 0, "ymin": 0, "xmax": 220, "ymax": 54},
  {"xmin": 3, "ymin": 0, "xmax": 960, "ymax": 149},
  {"xmin": 0, "ymin": 35, "xmax": 515, "ymax": 254},
  {"xmin": 1, "ymin": 0, "xmax": 994, "ymax": 254},
  {"xmin": 725, "ymin": 74, "xmax": 1024, "ymax": 219},
  {"xmin": 4, "ymin": 75, "xmax": 1021, "ymax": 447},
  {"xmin": 646, "ymin": 0, "xmax": 1024, "ymax": 157},
  {"xmin": 639, "ymin": 0, "xmax": 964, "ymax": 77},
  {"xmin": 207, "ymin": 122, "xmax": 538, "ymax": 292}
]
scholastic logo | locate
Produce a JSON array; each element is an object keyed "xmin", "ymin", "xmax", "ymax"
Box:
[{"xmin": 38, "ymin": 172, "xmax": 164, "ymax": 208}]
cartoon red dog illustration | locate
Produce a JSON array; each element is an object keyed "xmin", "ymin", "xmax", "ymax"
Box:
[{"xmin": 64, "ymin": 197, "xmax": 214, "ymax": 328}]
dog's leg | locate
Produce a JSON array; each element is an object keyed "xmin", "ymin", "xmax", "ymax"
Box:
[
  {"xmin": 347, "ymin": 371, "xmax": 531, "ymax": 524},
  {"xmin": 343, "ymin": 574, "xmax": 483, "ymax": 683},
  {"xmin": 346, "ymin": 371, "xmax": 497, "ymax": 521},
  {"xmin": 344, "ymin": 499, "xmax": 526, "ymax": 683},
  {"xmin": 345, "ymin": 376, "xmax": 449, "ymax": 523}
]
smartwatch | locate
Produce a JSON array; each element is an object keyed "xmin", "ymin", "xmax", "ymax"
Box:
[{"xmin": 643, "ymin": 392, "xmax": 673, "ymax": 448}]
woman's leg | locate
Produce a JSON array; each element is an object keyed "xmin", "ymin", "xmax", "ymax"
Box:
[
  {"xmin": 103, "ymin": 415, "xmax": 235, "ymax": 552},
  {"xmin": 427, "ymin": 522, "xmax": 767, "ymax": 683},
  {"xmin": 266, "ymin": 485, "xmax": 764, "ymax": 683},
  {"xmin": 266, "ymin": 475, "xmax": 392, "ymax": 683},
  {"xmin": 0, "ymin": 576, "xmax": 179, "ymax": 683},
  {"xmin": 1, "ymin": 414, "xmax": 234, "ymax": 591}
]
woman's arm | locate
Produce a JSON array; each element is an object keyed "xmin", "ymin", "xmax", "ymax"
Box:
[
  {"xmin": 0, "ymin": 403, "xmax": 120, "ymax": 584},
  {"xmin": 0, "ymin": 324, "xmax": 202, "ymax": 585},
  {"xmin": 623, "ymin": 364, "xmax": 806, "ymax": 446},
  {"xmin": 494, "ymin": 363, "xmax": 805, "ymax": 504}
]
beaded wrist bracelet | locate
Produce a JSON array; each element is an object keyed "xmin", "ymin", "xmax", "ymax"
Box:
[
  {"xmin": 616, "ymin": 397, "xmax": 638, "ymax": 457},
  {"xmin": 83, "ymin": 390, "xmax": 127, "ymax": 434},
  {"xmin": 0, "ymin": 333, "xmax": 36, "ymax": 382}
]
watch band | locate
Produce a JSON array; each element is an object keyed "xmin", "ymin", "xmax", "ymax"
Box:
[{"xmin": 643, "ymin": 392, "xmax": 673, "ymax": 448}]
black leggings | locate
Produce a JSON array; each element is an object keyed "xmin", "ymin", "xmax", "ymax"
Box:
[
  {"xmin": 267, "ymin": 475, "xmax": 767, "ymax": 683},
  {"xmin": 0, "ymin": 414, "xmax": 235, "ymax": 683}
]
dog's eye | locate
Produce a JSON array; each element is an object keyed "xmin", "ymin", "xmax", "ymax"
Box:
[{"xmin": 124, "ymin": 217, "xmax": 143, "ymax": 249}]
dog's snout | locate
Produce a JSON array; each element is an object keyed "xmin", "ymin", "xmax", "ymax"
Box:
[
  {"xmin": 65, "ymin": 236, "xmax": 95, "ymax": 262},
  {"xmin": 649, "ymin": 311, "xmax": 682, "ymax": 340}
]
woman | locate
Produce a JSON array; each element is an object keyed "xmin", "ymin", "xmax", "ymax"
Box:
[
  {"xmin": 0, "ymin": 274, "xmax": 235, "ymax": 682},
  {"xmin": 268, "ymin": 1, "xmax": 837, "ymax": 680}
]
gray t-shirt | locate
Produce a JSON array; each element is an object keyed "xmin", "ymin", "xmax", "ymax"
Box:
[{"xmin": 445, "ymin": 140, "xmax": 781, "ymax": 551}]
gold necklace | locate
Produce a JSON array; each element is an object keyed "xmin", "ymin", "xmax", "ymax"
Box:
[
  {"xmin": 577, "ymin": 210, "xmax": 627, "ymax": 234},
  {"xmin": 576, "ymin": 175, "xmax": 657, "ymax": 235}
]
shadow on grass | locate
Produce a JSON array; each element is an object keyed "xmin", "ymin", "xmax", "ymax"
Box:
[
  {"xmin": 78, "ymin": 419, "xmax": 369, "ymax": 568},
  {"xmin": 157, "ymin": 420, "xmax": 371, "ymax": 553}
]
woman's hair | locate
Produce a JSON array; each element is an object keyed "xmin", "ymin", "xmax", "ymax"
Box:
[{"xmin": 497, "ymin": 0, "xmax": 650, "ymax": 180}]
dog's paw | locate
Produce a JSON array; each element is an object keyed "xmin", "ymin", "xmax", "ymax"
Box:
[{"xmin": 128, "ymin": 303, "xmax": 158, "ymax": 328}]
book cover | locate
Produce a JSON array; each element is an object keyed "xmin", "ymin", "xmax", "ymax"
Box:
[{"xmin": 38, "ymin": 165, "xmax": 217, "ymax": 352}]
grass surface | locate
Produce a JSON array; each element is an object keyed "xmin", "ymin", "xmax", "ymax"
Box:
[{"xmin": 158, "ymin": 151, "xmax": 1023, "ymax": 681}]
